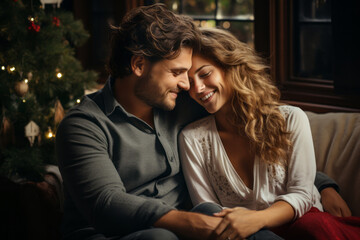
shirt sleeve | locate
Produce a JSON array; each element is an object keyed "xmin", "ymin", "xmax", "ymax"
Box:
[
  {"xmin": 178, "ymin": 130, "xmax": 221, "ymax": 207},
  {"xmin": 315, "ymin": 171, "xmax": 340, "ymax": 193},
  {"xmin": 275, "ymin": 107, "xmax": 317, "ymax": 219},
  {"xmin": 56, "ymin": 113, "xmax": 174, "ymax": 236}
]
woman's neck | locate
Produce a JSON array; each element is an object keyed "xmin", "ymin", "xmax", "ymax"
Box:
[{"xmin": 214, "ymin": 103, "xmax": 238, "ymax": 133}]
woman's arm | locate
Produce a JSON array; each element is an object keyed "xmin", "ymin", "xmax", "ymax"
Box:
[{"xmin": 179, "ymin": 130, "xmax": 221, "ymax": 206}]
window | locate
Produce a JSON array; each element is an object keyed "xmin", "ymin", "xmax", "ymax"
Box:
[
  {"xmin": 155, "ymin": 0, "xmax": 254, "ymax": 47},
  {"xmin": 271, "ymin": 0, "xmax": 360, "ymax": 112},
  {"xmin": 292, "ymin": 0, "xmax": 332, "ymax": 81}
]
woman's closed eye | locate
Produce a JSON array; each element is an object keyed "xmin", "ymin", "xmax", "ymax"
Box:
[{"xmin": 200, "ymin": 71, "xmax": 211, "ymax": 78}]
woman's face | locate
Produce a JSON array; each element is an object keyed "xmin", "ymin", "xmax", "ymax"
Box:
[{"xmin": 188, "ymin": 54, "xmax": 232, "ymax": 114}]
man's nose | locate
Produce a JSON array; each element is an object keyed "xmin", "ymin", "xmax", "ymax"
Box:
[{"xmin": 178, "ymin": 73, "xmax": 190, "ymax": 91}]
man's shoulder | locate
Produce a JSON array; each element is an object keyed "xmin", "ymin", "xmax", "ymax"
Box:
[
  {"xmin": 58, "ymin": 93, "xmax": 107, "ymax": 132},
  {"xmin": 66, "ymin": 95, "xmax": 104, "ymax": 119}
]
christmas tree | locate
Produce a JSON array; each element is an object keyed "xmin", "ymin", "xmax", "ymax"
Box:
[{"xmin": 0, "ymin": 0, "xmax": 98, "ymax": 181}]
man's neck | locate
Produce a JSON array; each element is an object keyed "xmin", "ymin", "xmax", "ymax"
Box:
[{"xmin": 113, "ymin": 76, "xmax": 154, "ymax": 128}]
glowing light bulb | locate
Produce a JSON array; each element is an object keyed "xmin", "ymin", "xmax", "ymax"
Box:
[
  {"xmin": 9, "ymin": 66, "xmax": 15, "ymax": 72},
  {"xmin": 1, "ymin": 66, "xmax": 5, "ymax": 70},
  {"xmin": 24, "ymin": 79, "xmax": 29, "ymax": 83},
  {"xmin": 76, "ymin": 99, "xmax": 81, "ymax": 104},
  {"xmin": 56, "ymin": 72, "xmax": 62, "ymax": 78},
  {"xmin": 46, "ymin": 127, "xmax": 55, "ymax": 138},
  {"xmin": 22, "ymin": 99, "xmax": 26, "ymax": 103}
]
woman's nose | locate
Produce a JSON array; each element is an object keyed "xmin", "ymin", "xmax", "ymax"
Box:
[{"xmin": 193, "ymin": 79, "xmax": 205, "ymax": 93}]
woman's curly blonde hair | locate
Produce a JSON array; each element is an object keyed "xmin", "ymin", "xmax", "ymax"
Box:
[{"xmin": 197, "ymin": 28, "xmax": 292, "ymax": 166}]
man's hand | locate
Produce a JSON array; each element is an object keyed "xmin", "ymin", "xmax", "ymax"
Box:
[
  {"xmin": 211, "ymin": 207, "xmax": 264, "ymax": 240},
  {"xmin": 154, "ymin": 210, "xmax": 222, "ymax": 240},
  {"xmin": 320, "ymin": 187, "xmax": 352, "ymax": 217}
]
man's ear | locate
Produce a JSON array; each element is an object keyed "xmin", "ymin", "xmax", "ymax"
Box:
[{"xmin": 131, "ymin": 55, "xmax": 146, "ymax": 77}]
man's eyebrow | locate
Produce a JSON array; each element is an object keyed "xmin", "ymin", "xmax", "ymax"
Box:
[{"xmin": 170, "ymin": 67, "xmax": 189, "ymax": 72}]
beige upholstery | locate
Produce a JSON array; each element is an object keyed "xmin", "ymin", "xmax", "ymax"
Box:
[{"xmin": 306, "ymin": 111, "xmax": 360, "ymax": 216}]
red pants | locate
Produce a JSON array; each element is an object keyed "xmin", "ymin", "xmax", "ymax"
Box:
[{"xmin": 273, "ymin": 207, "xmax": 360, "ymax": 240}]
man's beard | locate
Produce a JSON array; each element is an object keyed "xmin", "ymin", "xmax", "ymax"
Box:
[{"xmin": 134, "ymin": 76, "xmax": 176, "ymax": 111}]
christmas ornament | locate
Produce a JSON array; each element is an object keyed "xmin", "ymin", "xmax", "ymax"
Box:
[
  {"xmin": 54, "ymin": 99, "xmax": 65, "ymax": 125},
  {"xmin": 27, "ymin": 72, "xmax": 33, "ymax": 80},
  {"xmin": 52, "ymin": 16, "xmax": 60, "ymax": 27},
  {"xmin": 14, "ymin": 80, "xmax": 29, "ymax": 97},
  {"xmin": 40, "ymin": 0, "xmax": 63, "ymax": 9},
  {"xmin": 25, "ymin": 121, "xmax": 40, "ymax": 147},
  {"xmin": 28, "ymin": 21, "xmax": 41, "ymax": 32},
  {"xmin": 0, "ymin": 116, "xmax": 15, "ymax": 148}
]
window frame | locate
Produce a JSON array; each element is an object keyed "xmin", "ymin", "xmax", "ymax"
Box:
[{"xmin": 269, "ymin": 0, "xmax": 360, "ymax": 112}]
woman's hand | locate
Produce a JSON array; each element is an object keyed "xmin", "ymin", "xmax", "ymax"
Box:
[
  {"xmin": 211, "ymin": 207, "xmax": 264, "ymax": 240},
  {"xmin": 320, "ymin": 187, "xmax": 352, "ymax": 217}
]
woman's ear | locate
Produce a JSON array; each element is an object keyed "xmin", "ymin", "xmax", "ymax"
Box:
[{"xmin": 131, "ymin": 55, "xmax": 145, "ymax": 77}]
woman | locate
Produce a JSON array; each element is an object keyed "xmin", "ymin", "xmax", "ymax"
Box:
[{"xmin": 179, "ymin": 28, "xmax": 360, "ymax": 240}]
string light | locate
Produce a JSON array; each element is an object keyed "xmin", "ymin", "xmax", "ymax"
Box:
[
  {"xmin": 56, "ymin": 72, "xmax": 62, "ymax": 78},
  {"xmin": 76, "ymin": 99, "xmax": 81, "ymax": 104},
  {"xmin": 1, "ymin": 66, "xmax": 5, "ymax": 70},
  {"xmin": 46, "ymin": 127, "xmax": 55, "ymax": 138},
  {"xmin": 22, "ymin": 99, "xmax": 26, "ymax": 103},
  {"xmin": 9, "ymin": 66, "xmax": 15, "ymax": 72},
  {"xmin": 24, "ymin": 78, "xmax": 29, "ymax": 83}
]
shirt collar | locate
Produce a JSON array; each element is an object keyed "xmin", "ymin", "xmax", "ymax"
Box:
[
  {"xmin": 103, "ymin": 76, "xmax": 123, "ymax": 116},
  {"xmin": 102, "ymin": 76, "xmax": 148, "ymax": 120}
]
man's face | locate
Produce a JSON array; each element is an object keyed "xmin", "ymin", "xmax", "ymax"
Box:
[{"xmin": 135, "ymin": 47, "xmax": 192, "ymax": 111}]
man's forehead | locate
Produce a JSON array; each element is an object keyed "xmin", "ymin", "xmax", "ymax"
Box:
[{"xmin": 163, "ymin": 48, "xmax": 193, "ymax": 69}]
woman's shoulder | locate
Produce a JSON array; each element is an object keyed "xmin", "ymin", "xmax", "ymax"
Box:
[
  {"xmin": 279, "ymin": 105, "xmax": 310, "ymax": 129},
  {"xmin": 180, "ymin": 115, "xmax": 215, "ymax": 139},
  {"xmin": 279, "ymin": 105, "xmax": 307, "ymax": 120}
]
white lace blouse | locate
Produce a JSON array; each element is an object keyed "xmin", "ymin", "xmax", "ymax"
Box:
[{"xmin": 179, "ymin": 105, "xmax": 323, "ymax": 219}]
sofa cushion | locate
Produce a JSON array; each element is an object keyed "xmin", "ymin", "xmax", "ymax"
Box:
[{"xmin": 305, "ymin": 111, "xmax": 360, "ymax": 216}]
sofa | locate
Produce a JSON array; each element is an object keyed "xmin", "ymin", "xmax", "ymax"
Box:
[
  {"xmin": 42, "ymin": 110, "xmax": 359, "ymax": 218},
  {"xmin": 305, "ymin": 111, "xmax": 360, "ymax": 217},
  {"xmin": 2, "ymin": 110, "xmax": 358, "ymax": 240}
]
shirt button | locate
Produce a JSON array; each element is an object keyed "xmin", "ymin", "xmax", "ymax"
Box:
[
  {"xmin": 170, "ymin": 157, "xmax": 174, "ymax": 162},
  {"xmin": 157, "ymin": 132, "xmax": 161, "ymax": 137}
]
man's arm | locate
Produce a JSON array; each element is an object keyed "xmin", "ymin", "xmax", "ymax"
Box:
[
  {"xmin": 56, "ymin": 114, "xmax": 174, "ymax": 236},
  {"xmin": 315, "ymin": 171, "xmax": 352, "ymax": 216},
  {"xmin": 315, "ymin": 171, "xmax": 339, "ymax": 193}
]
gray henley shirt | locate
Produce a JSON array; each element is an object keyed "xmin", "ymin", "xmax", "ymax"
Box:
[{"xmin": 56, "ymin": 77, "xmax": 206, "ymax": 238}]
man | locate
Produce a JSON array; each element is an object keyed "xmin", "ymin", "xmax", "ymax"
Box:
[{"xmin": 56, "ymin": 4, "xmax": 349, "ymax": 240}]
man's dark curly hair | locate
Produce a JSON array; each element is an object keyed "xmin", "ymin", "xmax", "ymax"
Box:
[{"xmin": 107, "ymin": 3, "xmax": 200, "ymax": 78}]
